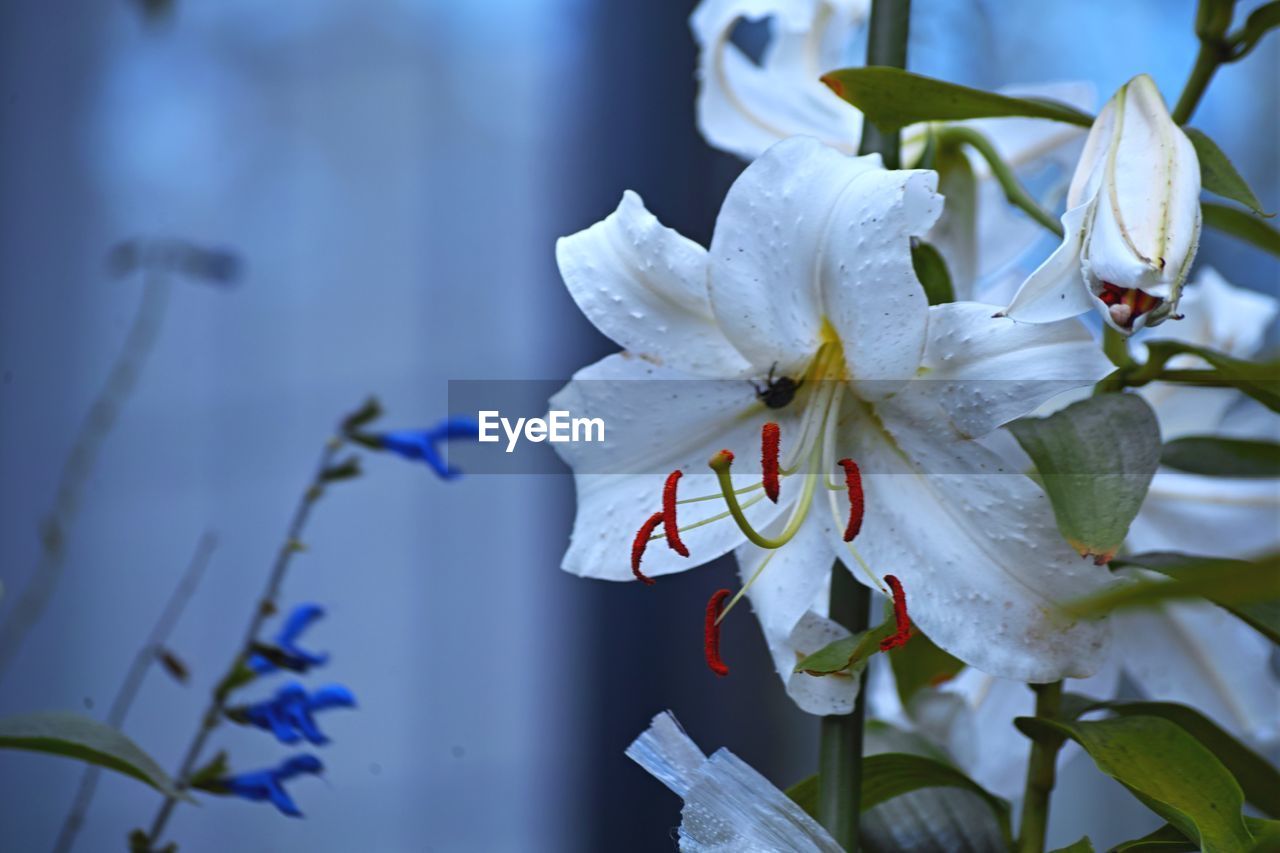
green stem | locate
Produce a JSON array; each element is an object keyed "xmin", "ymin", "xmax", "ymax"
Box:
[
  {"xmin": 857, "ymin": 0, "xmax": 912, "ymax": 169},
  {"xmin": 1102, "ymin": 326, "xmax": 1132, "ymax": 370},
  {"xmin": 143, "ymin": 437, "xmax": 344, "ymax": 848},
  {"xmin": 1171, "ymin": 40, "xmax": 1224, "ymax": 124},
  {"xmin": 818, "ymin": 564, "xmax": 870, "ymax": 850},
  {"xmin": 936, "ymin": 126, "xmax": 1063, "ymax": 238},
  {"xmin": 1016, "ymin": 681, "xmax": 1064, "ymax": 853}
]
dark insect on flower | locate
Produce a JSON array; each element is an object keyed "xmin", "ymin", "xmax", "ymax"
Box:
[
  {"xmin": 249, "ymin": 604, "xmax": 329, "ymax": 675},
  {"xmin": 231, "ymin": 682, "xmax": 356, "ymax": 745},
  {"xmin": 207, "ymin": 754, "xmax": 324, "ymax": 817},
  {"xmin": 750, "ymin": 364, "xmax": 802, "ymax": 409},
  {"xmin": 375, "ymin": 416, "xmax": 480, "ymax": 480}
]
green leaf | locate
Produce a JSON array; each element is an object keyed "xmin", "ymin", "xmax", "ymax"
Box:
[
  {"xmin": 1185, "ymin": 129, "xmax": 1271, "ymax": 217},
  {"xmin": 1101, "ymin": 702, "xmax": 1280, "ymax": 818},
  {"xmin": 1070, "ymin": 551, "xmax": 1280, "ymax": 619},
  {"xmin": 820, "ymin": 67, "xmax": 1094, "ymax": 132},
  {"xmin": 320, "ymin": 455, "xmax": 363, "ymax": 483},
  {"xmin": 1049, "ymin": 839, "xmax": 1094, "ymax": 853},
  {"xmin": 1229, "ymin": 0, "xmax": 1280, "ymax": 60},
  {"xmin": 1009, "ymin": 393, "xmax": 1161, "ymax": 563},
  {"xmin": 786, "ymin": 752, "xmax": 1011, "ymax": 841},
  {"xmin": 888, "ymin": 625, "xmax": 965, "ymax": 706},
  {"xmin": 0, "ymin": 711, "xmax": 187, "ymax": 799},
  {"xmin": 910, "ymin": 240, "xmax": 955, "ymax": 306},
  {"xmin": 794, "ymin": 621, "xmax": 893, "ymax": 675},
  {"xmin": 1014, "ymin": 715, "xmax": 1253, "ymax": 852},
  {"xmin": 1111, "ymin": 824, "xmax": 1198, "ymax": 852},
  {"xmin": 1161, "ymin": 435, "xmax": 1280, "ymax": 477},
  {"xmin": 1202, "ymin": 202, "xmax": 1280, "ymax": 257},
  {"xmin": 1144, "ymin": 340, "xmax": 1280, "ymax": 412},
  {"xmin": 1109, "ymin": 551, "xmax": 1280, "ymax": 644},
  {"xmin": 1247, "ymin": 818, "xmax": 1280, "ymax": 852}
]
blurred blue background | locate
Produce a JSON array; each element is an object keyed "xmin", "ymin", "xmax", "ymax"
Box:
[{"xmin": 0, "ymin": 0, "xmax": 1275, "ymax": 851}]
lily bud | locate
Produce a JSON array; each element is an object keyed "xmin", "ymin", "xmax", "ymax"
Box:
[{"xmin": 1004, "ymin": 74, "xmax": 1201, "ymax": 334}]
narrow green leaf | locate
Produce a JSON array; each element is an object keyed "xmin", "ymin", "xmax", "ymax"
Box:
[
  {"xmin": 1229, "ymin": 0, "xmax": 1280, "ymax": 60},
  {"xmin": 786, "ymin": 752, "xmax": 1011, "ymax": 841},
  {"xmin": 820, "ymin": 67, "xmax": 1094, "ymax": 132},
  {"xmin": 910, "ymin": 240, "xmax": 955, "ymax": 306},
  {"xmin": 1145, "ymin": 340, "xmax": 1280, "ymax": 412},
  {"xmin": 1009, "ymin": 393, "xmax": 1161, "ymax": 563},
  {"xmin": 1110, "ymin": 551, "xmax": 1280, "ymax": 644},
  {"xmin": 0, "ymin": 712, "xmax": 187, "ymax": 799},
  {"xmin": 1014, "ymin": 716, "xmax": 1253, "ymax": 852},
  {"xmin": 1186, "ymin": 129, "xmax": 1271, "ymax": 216},
  {"xmin": 1161, "ymin": 436, "xmax": 1280, "ymax": 477},
  {"xmin": 1203, "ymin": 202, "xmax": 1280, "ymax": 257},
  {"xmin": 888, "ymin": 625, "xmax": 965, "ymax": 706},
  {"xmin": 1049, "ymin": 838, "xmax": 1094, "ymax": 853},
  {"xmin": 1111, "ymin": 824, "xmax": 1197, "ymax": 851},
  {"xmin": 1247, "ymin": 818, "xmax": 1280, "ymax": 852},
  {"xmin": 794, "ymin": 621, "xmax": 892, "ymax": 675},
  {"xmin": 1070, "ymin": 552, "xmax": 1280, "ymax": 618}
]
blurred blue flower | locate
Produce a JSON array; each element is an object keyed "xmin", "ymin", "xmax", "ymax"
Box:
[
  {"xmin": 237, "ymin": 682, "xmax": 356, "ymax": 745},
  {"xmin": 378, "ymin": 416, "xmax": 479, "ymax": 480},
  {"xmin": 215, "ymin": 754, "xmax": 324, "ymax": 817},
  {"xmin": 249, "ymin": 603, "xmax": 329, "ymax": 674}
]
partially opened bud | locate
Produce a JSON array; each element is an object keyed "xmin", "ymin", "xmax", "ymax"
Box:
[{"xmin": 1004, "ymin": 75, "xmax": 1201, "ymax": 334}]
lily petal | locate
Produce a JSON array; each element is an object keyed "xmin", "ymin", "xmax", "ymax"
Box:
[
  {"xmin": 1002, "ymin": 203, "xmax": 1096, "ymax": 323},
  {"xmin": 690, "ymin": 0, "xmax": 866, "ymax": 161},
  {"xmin": 709, "ymin": 137, "xmax": 940, "ymax": 389},
  {"xmin": 557, "ymin": 191, "xmax": 751, "ymax": 377},
  {"xmin": 923, "ymin": 303, "xmax": 1112, "ymax": 438},
  {"xmin": 551, "ymin": 353, "xmax": 794, "ymax": 581},
  {"xmin": 1128, "ymin": 470, "xmax": 1280, "ymax": 559},
  {"xmin": 835, "ymin": 396, "xmax": 1114, "ymax": 682}
]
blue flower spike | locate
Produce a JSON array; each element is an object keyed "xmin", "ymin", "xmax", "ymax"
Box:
[
  {"xmin": 236, "ymin": 682, "xmax": 357, "ymax": 745},
  {"xmin": 249, "ymin": 603, "xmax": 330, "ymax": 674},
  {"xmin": 378, "ymin": 416, "xmax": 480, "ymax": 480},
  {"xmin": 215, "ymin": 754, "xmax": 324, "ymax": 817}
]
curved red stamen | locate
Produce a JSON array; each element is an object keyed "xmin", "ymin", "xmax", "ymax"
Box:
[
  {"xmin": 630, "ymin": 512, "xmax": 664, "ymax": 585},
  {"xmin": 837, "ymin": 458, "xmax": 864, "ymax": 542},
  {"xmin": 704, "ymin": 589, "xmax": 731, "ymax": 677},
  {"xmin": 761, "ymin": 422, "xmax": 781, "ymax": 502},
  {"xmin": 879, "ymin": 574, "xmax": 913, "ymax": 651},
  {"xmin": 662, "ymin": 470, "xmax": 690, "ymax": 557}
]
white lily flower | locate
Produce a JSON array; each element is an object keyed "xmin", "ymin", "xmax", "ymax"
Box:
[
  {"xmin": 552, "ymin": 136, "xmax": 1116, "ymax": 715},
  {"xmin": 1004, "ymin": 74, "xmax": 1202, "ymax": 334}
]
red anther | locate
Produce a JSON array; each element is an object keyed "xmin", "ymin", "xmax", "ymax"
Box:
[
  {"xmin": 879, "ymin": 574, "xmax": 913, "ymax": 651},
  {"xmin": 662, "ymin": 470, "xmax": 690, "ymax": 557},
  {"xmin": 837, "ymin": 459, "xmax": 864, "ymax": 542},
  {"xmin": 630, "ymin": 512, "xmax": 664, "ymax": 586},
  {"xmin": 761, "ymin": 422, "xmax": 781, "ymax": 503},
  {"xmin": 704, "ymin": 589, "xmax": 732, "ymax": 677}
]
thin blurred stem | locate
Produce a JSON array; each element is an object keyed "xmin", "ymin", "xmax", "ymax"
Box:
[
  {"xmin": 856, "ymin": 0, "xmax": 911, "ymax": 169},
  {"xmin": 935, "ymin": 126, "xmax": 1063, "ymax": 238},
  {"xmin": 143, "ymin": 435, "xmax": 346, "ymax": 849},
  {"xmin": 1016, "ymin": 681, "xmax": 1064, "ymax": 853},
  {"xmin": 0, "ymin": 272, "xmax": 171, "ymax": 683},
  {"xmin": 818, "ymin": 565, "xmax": 870, "ymax": 850},
  {"xmin": 1172, "ymin": 41, "xmax": 1223, "ymax": 125},
  {"xmin": 52, "ymin": 532, "xmax": 218, "ymax": 853}
]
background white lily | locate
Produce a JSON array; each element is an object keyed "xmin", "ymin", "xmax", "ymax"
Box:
[
  {"xmin": 689, "ymin": 0, "xmax": 1094, "ymax": 305},
  {"xmin": 1004, "ymin": 74, "xmax": 1202, "ymax": 334},
  {"xmin": 552, "ymin": 136, "xmax": 1118, "ymax": 715}
]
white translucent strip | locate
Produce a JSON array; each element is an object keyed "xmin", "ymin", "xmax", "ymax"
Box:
[{"xmin": 626, "ymin": 711, "xmax": 845, "ymax": 852}]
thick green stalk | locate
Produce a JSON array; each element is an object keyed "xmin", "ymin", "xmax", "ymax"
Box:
[
  {"xmin": 1016, "ymin": 681, "xmax": 1065, "ymax": 853},
  {"xmin": 1172, "ymin": 41, "xmax": 1224, "ymax": 124},
  {"xmin": 856, "ymin": 0, "xmax": 912, "ymax": 169},
  {"xmin": 818, "ymin": 564, "xmax": 870, "ymax": 850},
  {"xmin": 818, "ymin": 3, "xmax": 911, "ymax": 849}
]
